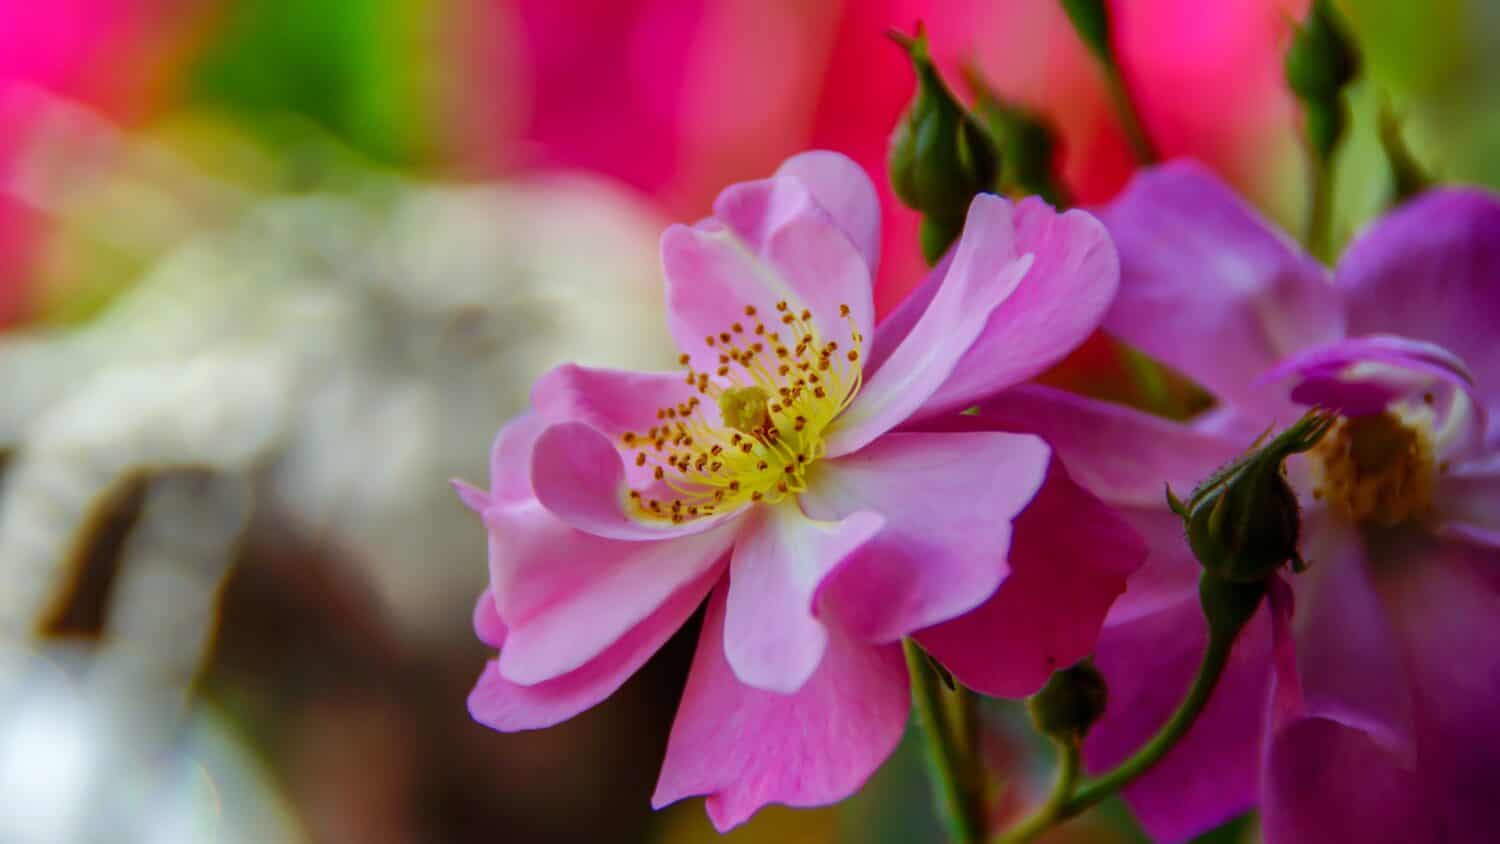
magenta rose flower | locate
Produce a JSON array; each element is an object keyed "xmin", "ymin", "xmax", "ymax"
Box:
[
  {"xmin": 970, "ymin": 163, "xmax": 1500, "ymax": 842},
  {"xmin": 454, "ymin": 151, "xmax": 1144, "ymax": 830}
]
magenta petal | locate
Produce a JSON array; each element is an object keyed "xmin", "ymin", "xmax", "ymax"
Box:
[
  {"xmin": 530, "ymin": 421, "xmax": 737, "ymax": 540},
  {"xmin": 724, "ymin": 504, "xmax": 883, "ymax": 693},
  {"xmin": 1258, "ymin": 335, "xmax": 1488, "ymax": 458},
  {"xmin": 773, "ymin": 151, "xmax": 881, "ymax": 272},
  {"xmin": 916, "ymin": 459, "xmax": 1143, "ymax": 697},
  {"xmin": 652, "ymin": 586, "xmax": 909, "ymax": 832},
  {"xmin": 1100, "ymin": 162, "xmax": 1342, "ymax": 415},
  {"xmin": 914, "ymin": 199, "xmax": 1120, "ymax": 416},
  {"xmin": 1383, "ymin": 540, "xmax": 1500, "ymax": 840},
  {"xmin": 1290, "ymin": 521, "xmax": 1415, "ymax": 759},
  {"xmin": 468, "ymin": 565, "xmax": 720, "ymax": 732},
  {"xmin": 1086, "ymin": 596, "xmax": 1276, "ymax": 843},
  {"xmin": 452, "ymin": 411, "xmax": 548, "ymax": 508},
  {"xmin": 967, "ymin": 384, "xmax": 1243, "ymax": 508},
  {"xmin": 1436, "ymin": 452, "xmax": 1500, "ymax": 548},
  {"xmin": 827, "ymin": 195, "xmax": 1034, "ymax": 456},
  {"xmin": 1262, "ymin": 718, "xmax": 1429, "ymax": 844},
  {"xmin": 802, "ymin": 431, "xmax": 1050, "ymax": 643},
  {"xmin": 1335, "ymin": 188, "xmax": 1500, "ymax": 439},
  {"xmin": 489, "ymin": 498, "xmax": 735, "ymax": 684},
  {"xmin": 661, "ymin": 171, "xmax": 874, "ymax": 374}
]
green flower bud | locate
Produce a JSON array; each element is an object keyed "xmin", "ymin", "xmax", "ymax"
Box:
[
  {"xmin": 1028, "ymin": 660, "xmax": 1108, "ymax": 744},
  {"xmin": 966, "ymin": 68, "xmax": 1070, "ymax": 207},
  {"xmin": 1167, "ymin": 411, "xmax": 1335, "ymax": 584},
  {"xmin": 1285, "ymin": 0, "xmax": 1360, "ymax": 158},
  {"xmin": 888, "ymin": 25, "xmax": 998, "ymax": 263}
]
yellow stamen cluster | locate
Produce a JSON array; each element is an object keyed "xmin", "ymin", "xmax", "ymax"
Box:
[
  {"xmin": 620, "ymin": 301, "xmax": 863, "ymax": 523},
  {"xmin": 1311, "ymin": 410, "xmax": 1437, "ymax": 528}
]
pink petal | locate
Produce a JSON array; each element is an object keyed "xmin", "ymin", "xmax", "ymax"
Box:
[
  {"xmin": 1262, "ymin": 718, "xmax": 1429, "ymax": 844},
  {"xmin": 1085, "ymin": 595, "xmax": 1276, "ymax": 843},
  {"xmin": 772, "ymin": 150, "xmax": 881, "ymax": 272},
  {"xmin": 1335, "ymin": 188, "xmax": 1500, "ymax": 443},
  {"xmin": 1436, "ymin": 452, "xmax": 1500, "ymax": 548},
  {"xmin": 802, "ymin": 431, "xmax": 1051, "ymax": 643},
  {"xmin": 468, "ymin": 564, "xmax": 721, "ymax": 732},
  {"xmin": 1382, "ymin": 539, "xmax": 1500, "ymax": 840},
  {"xmin": 532, "ymin": 363, "xmax": 703, "ymax": 440},
  {"xmin": 964, "ymin": 384, "xmax": 1243, "ymax": 508},
  {"xmin": 916, "ymin": 459, "xmax": 1144, "ymax": 697},
  {"xmin": 451, "ymin": 411, "xmax": 549, "ymax": 512},
  {"xmin": 487, "ymin": 497, "xmax": 734, "ymax": 685},
  {"xmin": 912, "ymin": 199, "xmax": 1121, "ymax": 418},
  {"xmin": 661, "ymin": 173, "xmax": 874, "ymax": 375},
  {"xmin": 473, "ymin": 588, "xmax": 506, "ymax": 649},
  {"xmin": 1099, "ymin": 162, "xmax": 1342, "ymax": 416},
  {"xmin": 1288, "ymin": 520, "xmax": 1415, "ymax": 760},
  {"xmin": 827, "ymin": 195, "xmax": 1035, "ymax": 457},
  {"xmin": 652, "ymin": 586, "xmax": 909, "ymax": 832},
  {"xmin": 724, "ymin": 504, "xmax": 883, "ymax": 693},
  {"xmin": 530, "ymin": 421, "xmax": 738, "ymax": 540}
]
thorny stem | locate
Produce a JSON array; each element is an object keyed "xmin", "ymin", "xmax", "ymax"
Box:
[{"xmin": 906, "ymin": 639, "xmax": 988, "ymax": 843}]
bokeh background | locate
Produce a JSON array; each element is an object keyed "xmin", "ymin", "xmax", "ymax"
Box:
[{"xmin": 0, "ymin": 1, "xmax": 1495, "ymax": 842}]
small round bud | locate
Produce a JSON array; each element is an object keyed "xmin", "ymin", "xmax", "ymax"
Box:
[{"xmin": 1028, "ymin": 660, "xmax": 1108, "ymax": 744}]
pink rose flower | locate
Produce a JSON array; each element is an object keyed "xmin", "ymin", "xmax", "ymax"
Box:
[
  {"xmin": 455, "ymin": 151, "xmax": 1144, "ymax": 830},
  {"xmin": 970, "ymin": 163, "xmax": 1500, "ymax": 842}
]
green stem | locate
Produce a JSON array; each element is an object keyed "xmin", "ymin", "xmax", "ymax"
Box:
[
  {"xmin": 991, "ymin": 576, "xmax": 1261, "ymax": 842},
  {"xmin": 1062, "ymin": 627, "xmax": 1235, "ymax": 813},
  {"xmin": 993, "ymin": 739, "xmax": 1081, "ymax": 844},
  {"xmin": 1306, "ymin": 151, "xmax": 1334, "ymax": 263},
  {"xmin": 1102, "ymin": 64, "xmax": 1157, "ymax": 165},
  {"xmin": 905, "ymin": 640, "xmax": 987, "ymax": 843}
]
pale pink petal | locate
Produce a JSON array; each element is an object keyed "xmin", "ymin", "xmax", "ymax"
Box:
[
  {"xmin": 1436, "ymin": 452, "xmax": 1500, "ymax": 548},
  {"xmin": 661, "ymin": 173, "xmax": 874, "ymax": 374},
  {"xmin": 1289, "ymin": 521, "xmax": 1415, "ymax": 759},
  {"xmin": 800, "ymin": 431, "xmax": 1049, "ymax": 643},
  {"xmin": 1086, "ymin": 596, "xmax": 1276, "ymax": 843},
  {"xmin": 473, "ymin": 589, "xmax": 506, "ymax": 649},
  {"xmin": 724, "ymin": 504, "xmax": 883, "ymax": 693},
  {"xmin": 916, "ymin": 459, "xmax": 1144, "ymax": 697},
  {"xmin": 1335, "ymin": 188, "xmax": 1500, "ymax": 442},
  {"xmin": 530, "ymin": 421, "xmax": 738, "ymax": 540},
  {"xmin": 652, "ymin": 586, "xmax": 909, "ymax": 832},
  {"xmin": 487, "ymin": 497, "xmax": 734, "ymax": 685},
  {"xmin": 1100, "ymin": 162, "xmax": 1342, "ymax": 416},
  {"xmin": 1382, "ymin": 539, "xmax": 1500, "ymax": 840},
  {"xmin": 773, "ymin": 150, "xmax": 881, "ymax": 272},
  {"xmin": 532, "ymin": 363, "xmax": 703, "ymax": 439},
  {"xmin": 1262, "ymin": 718, "xmax": 1429, "ymax": 844},
  {"xmin": 468, "ymin": 565, "xmax": 720, "ymax": 732},
  {"xmin": 826, "ymin": 195, "xmax": 1034, "ymax": 456},
  {"xmin": 865, "ymin": 250, "xmax": 953, "ymax": 375},
  {"xmin": 912, "ymin": 199, "xmax": 1120, "ymax": 417},
  {"xmin": 451, "ymin": 412, "xmax": 549, "ymax": 511}
]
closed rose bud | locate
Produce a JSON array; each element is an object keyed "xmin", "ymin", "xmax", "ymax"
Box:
[
  {"xmin": 888, "ymin": 25, "xmax": 998, "ymax": 263},
  {"xmin": 1168, "ymin": 411, "xmax": 1335, "ymax": 584}
]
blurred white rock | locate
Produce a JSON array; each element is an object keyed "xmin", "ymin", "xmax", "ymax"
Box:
[{"xmin": 0, "ymin": 94, "xmax": 676, "ymax": 655}]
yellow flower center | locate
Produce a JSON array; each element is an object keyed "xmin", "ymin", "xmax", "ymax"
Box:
[
  {"xmin": 621, "ymin": 301, "xmax": 864, "ymax": 523},
  {"xmin": 1310, "ymin": 410, "xmax": 1437, "ymax": 527}
]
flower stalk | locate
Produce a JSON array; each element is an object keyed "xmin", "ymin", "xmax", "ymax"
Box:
[
  {"xmin": 1059, "ymin": 0, "xmax": 1157, "ymax": 164},
  {"xmin": 905, "ymin": 639, "xmax": 989, "ymax": 843}
]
